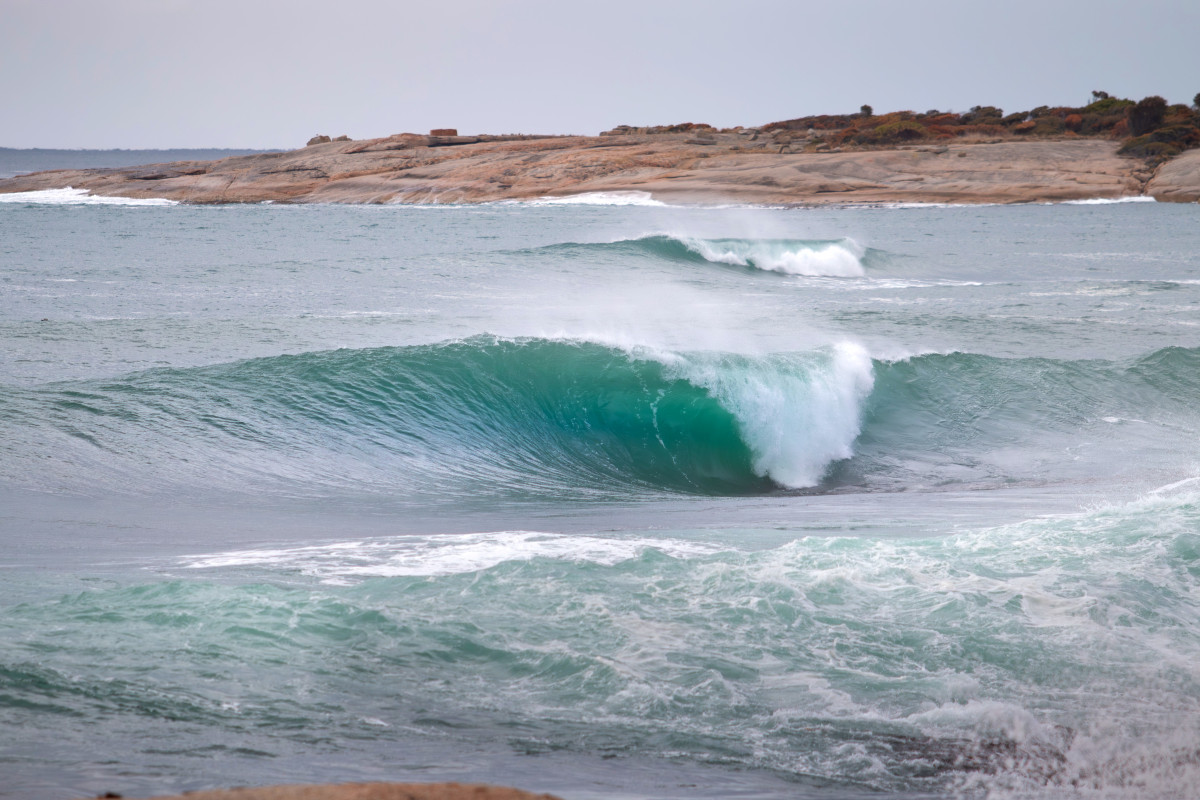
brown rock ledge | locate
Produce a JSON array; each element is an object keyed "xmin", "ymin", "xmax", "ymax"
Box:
[
  {"xmin": 1145, "ymin": 148, "xmax": 1200, "ymax": 202},
  {"xmin": 1, "ymin": 132, "xmax": 1190, "ymax": 206},
  {"xmin": 98, "ymin": 781, "xmax": 562, "ymax": 800}
]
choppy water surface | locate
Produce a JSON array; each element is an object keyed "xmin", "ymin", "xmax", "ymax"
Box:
[{"xmin": 2, "ymin": 193, "xmax": 1199, "ymax": 799}]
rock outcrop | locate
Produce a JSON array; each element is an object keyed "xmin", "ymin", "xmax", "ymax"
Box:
[
  {"xmin": 0, "ymin": 132, "xmax": 1191, "ymax": 206},
  {"xmin": 1146, "ymin": 149, "xmax": 1200, "ymax": 202},
  {"xmin": 109, "ymin": 782, "xmax": 562, "ymax": 800}
]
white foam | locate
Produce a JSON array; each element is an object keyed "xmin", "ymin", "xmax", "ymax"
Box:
[
  {"xmin": 525, "ymin": 191, "xmax": 667, "ymax": 207},
  {"xmin": 181, "ymin": 530, "xmax": 725, "ymax": 582},
  {"xmin": 1059, "ymin": 196, "xmax": 1156, "ymax": 205},
  {"xmin": 874, "ymin": 201, "xmax": 1001, "ymax": 209},
  {"xmin": 673, "ymin": 235, "xmax": 866, "ymax": 277},
  {"xmin": 666, "ymin": 342, "xmax": 875, "ymax": 488},
  {"xmin": 0, "ymin": 187, "xmax": 178, "ymax": 206},
  {"xmin": 493, "ymin": 333, "xmax": 877, "ymax": 489},
  {"xmin": 864, "ymin": 196, "xmax": 1155, "ymax": 209}
]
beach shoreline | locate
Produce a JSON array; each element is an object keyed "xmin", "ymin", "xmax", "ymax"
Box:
[{"xmin": 3, "ymin": 133, "xmax": 1198, "ymax": 206}]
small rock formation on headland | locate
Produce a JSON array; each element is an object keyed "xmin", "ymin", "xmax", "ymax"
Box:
[{"xmin": 306, "ymin": 135, "xmax": 332, "ymax": 146}]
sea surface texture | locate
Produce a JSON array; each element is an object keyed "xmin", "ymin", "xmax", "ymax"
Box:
[{"xmin": 2, "ymin": 186, "xmax": 1199, "ymax": 800}]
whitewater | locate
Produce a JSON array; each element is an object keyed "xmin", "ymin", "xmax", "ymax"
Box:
[{"xmin": 2, "ymin": 190, "xmax": 1200, "ymax": 800}]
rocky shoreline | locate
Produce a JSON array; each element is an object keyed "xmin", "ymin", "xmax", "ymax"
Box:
[
  {"xmin": 97, "ymin": 782, "xmax": 561, "ymax": 800},
  {"xmin": 3, "ymin": 131, "xmax": 1199, "ymax": 206}
]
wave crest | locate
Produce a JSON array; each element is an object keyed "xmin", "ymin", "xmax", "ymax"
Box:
[
  {"xmin": 670, "ymin": 235, "xmax": 867, "ymax": 276},
  {"xmin": 0, "ymin": 187, "xmax": 178, "ymax": 206},
  {"xmin": 1, "ymin": 337, "xmax": 873, "ymax": 499},
  {"xmin": 537, "ymin": 234, "xmax": 869, "ymax": 276}
]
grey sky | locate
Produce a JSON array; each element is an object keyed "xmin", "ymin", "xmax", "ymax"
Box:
[{"xmin": 2, "ymin": 0, "xmax": 1197, "ymax": 149}]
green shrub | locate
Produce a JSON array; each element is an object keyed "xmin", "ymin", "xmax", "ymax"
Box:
[
  {"xmin": 1032, "ymin": 116, "xmax": 1066, "ymax": 135},
  {"xmin": 1083, "ymin": 97, "xmax": 1133, "ymax": 115},
  {"xmin": 1127, "ymin": 96, "xmax": 1167, "ymax": 136},
  {"xmin": 962, "ymin": 105, "xmax": 1003, "ymax": 124},
  {"xmin": 1119, "ymin": 124, "xmax": 1200, "ymax": 157},
  {"xmin": 869, "ymin": 120, "xmax": 929, "ymax": 143},
  {"xmin": 1120, "ymin": 139, "xmax": 1180, "ymax": 158}
]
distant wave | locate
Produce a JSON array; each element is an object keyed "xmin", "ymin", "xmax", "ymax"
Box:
[
  {"xmin": 539, "ymin": 234, "xmax": 869, "ymax": 276},
  {"xmin": 1059, "ymin": 196, "xmax": 1156, "ymax": 205},
  {"xmin": 874, "ymin": 196, "xmax": 1156, "ymax": 209},
  {"xmin": 0, "ymin": 187, "xmax": 177, "ymax": 206},
  {"xmin": 523, "ymin": 191, "xmax": 668, "ymax": 206}
]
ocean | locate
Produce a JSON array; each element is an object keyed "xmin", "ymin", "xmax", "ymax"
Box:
[
  {"xmin": 0, "ymin": 149, "xmax": 276, "ymax": 181},
  {"xmin": 1, "ymin": 182, "xmax": 1199, "ymax": 799}
]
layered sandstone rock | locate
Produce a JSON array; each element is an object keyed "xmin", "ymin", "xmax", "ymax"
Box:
[
  {"xmin": 1146, "ymin": 149, "xmax": 1200, "ymax": 202},
  {"xmin": 0, "ymin": 132, "xmax": 1188, "ymax": 206}
]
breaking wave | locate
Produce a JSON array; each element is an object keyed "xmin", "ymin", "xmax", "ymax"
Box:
[
  {"xmin": 0, "ymin": 187, "xmax": 178, "ymax": 206},
  {"xmin": 538, "ymin": 234, "xmax": 869, "ymax": 276},
  {"xmin": 5, "ymin": 341, "xmax": 1199, "ymax": 501},
  {"xmin": 0, "ymin": 337, "xmax": 874, "ymax": 499}
]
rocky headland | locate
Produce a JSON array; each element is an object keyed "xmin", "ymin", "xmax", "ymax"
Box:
[{"xmin": 3, "ymin": 130, "xmax": 1198, "ymax": 206}]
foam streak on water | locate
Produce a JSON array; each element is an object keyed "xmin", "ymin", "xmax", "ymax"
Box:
[{"xmin": 3, "ymin": 488, "xmax": 1197, "ymax": 798}]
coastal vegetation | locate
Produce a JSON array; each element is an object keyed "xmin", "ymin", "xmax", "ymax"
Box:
[
  {"xmin": 602, "ymin": 92, "xmax": 1197, "ymax": 165},
  {"xmin": 751, "ymin": 91, "xmax": 1200, "ymax": 162}
]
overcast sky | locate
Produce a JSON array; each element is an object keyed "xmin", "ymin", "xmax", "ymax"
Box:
[{"xmin": 2, "ymin": 0, "xmax": 1197, "ymax": 149}]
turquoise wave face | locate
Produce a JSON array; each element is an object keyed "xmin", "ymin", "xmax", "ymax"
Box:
[
  {"xmin": 3, "ymin": 338, "xmax": 834, "ymax": 498},
  {"xmin": 3, "ymin": 338, "xmax": 1200, "ymax": 502},
  {"xmin": 836, "ymin": 346, "xmax": 1200, "ymax": 490}
]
